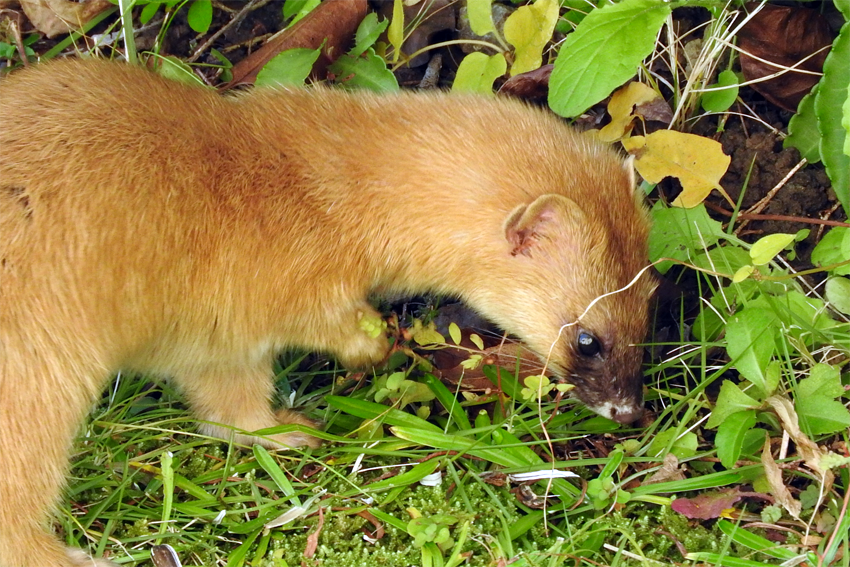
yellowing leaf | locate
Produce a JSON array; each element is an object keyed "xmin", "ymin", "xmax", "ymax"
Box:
[
  {"xmin": 448, "ymin": 322, "xmax": 462, "ymax": 345},
  {"xmin": 749, "ymin": 233, "xmax": 796, "ymax": 266},
  {"xmin": 452, "ymin": 52, "xmax": 507, "ymax": 94},
  {"xmin": 621, "ymin": 130, "xmax": 731, "ymax": 208},
  {"xmin": 504, "ymin": 0, "xmax": 558, "ymax": 76},
  {"xmin": 732, "ymin": 265, "xmax": 754, "ymax": 283},
  {"xmin": 388, "ymin": 0, "xmax": 404, "ymax": 64},
  {"xmin": 597, "ymin": 82, "xmax": 660, "ymax": 143},
  {"xmin": 467, "ymin": 0, "xmax": 496, "ymax": 36}
]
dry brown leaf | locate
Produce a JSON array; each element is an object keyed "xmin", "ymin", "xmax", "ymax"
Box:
[
  {"xmin": 499, "ymin": 64, "xmax": 552, "ymax": 102},
  {"xmin": 645, "ymin": 452, "xmax": 685, "ymax": 485},
  {"xmin": 596, "ymin": 82, "xmax": 660, "ymax": 143},
  {"xmin": 737, "ymin": 3, "xmax": 832, "ymax": 112},
  {"xmin": 766, "ymin": 395, "xmax": 835, "ymax": 491},
  {"xmin": 224, "ymin": 0, "xmax": 367, "ymax": 88},
  {"xmin": 18, "ymin": 0, "xmax": 111, "ymax": 38},
  {"xmin": 760, "ymin": 432, "xmax": 802, "ymax": 519},
  {"xmin": 621, "ymin": 130, "xmax": 730, "ymax": 208}
]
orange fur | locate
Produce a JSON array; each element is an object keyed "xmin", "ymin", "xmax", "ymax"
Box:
[{"xmin": 0, "ymin": 59, "xmax": 653, "ymax": 565}]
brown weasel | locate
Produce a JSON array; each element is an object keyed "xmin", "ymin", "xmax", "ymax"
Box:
[{"xmin": 0, "ymin": 58, "xmax": 653, "ymax": 566}]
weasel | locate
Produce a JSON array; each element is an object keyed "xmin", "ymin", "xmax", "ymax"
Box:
[{"xmin": 0, "ymin": 58, "xmax": 653, "ymax": 566}]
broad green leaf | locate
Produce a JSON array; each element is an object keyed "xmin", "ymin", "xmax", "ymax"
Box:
[
  {"xmin": 815, "ymin": 19, "xmax": 850, "ymax": 215},
  {"xmin": 715, "ymin": 409, "xmax": 757, "ymax": 469},
  {"xmin": 826, "ymin": 276, "xmax": 850, "ymax": 314},
  {"xmin": 749, "ymin": 233, "xmax": 795, "ymax": 265},
  {"xmin": 725, "ymin": 308, "xmax": 777, "ymax": 394},
  {"xmin": 256, "ymin": 48, "xmax": 321, "ymax": 87},
  {"xmin": 467, "ymin": 0, "xmax": 496, "ymax": 36},
  {"xmin": 328, "ymin": 48, "xmax": 399, "ymax": 92},
  {"xmin": 504, "ymin": 0, "xmax": 559, "ymax": 76},
  {"xmin": 549, "ymin": 0, "xmax": 671, "ymax": 117},
  {"xmin": 648, "ymin": 429, "xmax": 697, "ymax": 460},
  {"xmin": 799, "ymin": 364, "xmax": 843, "ymax": 399},
  {"xmin": 452, "ymin": 52, "xmax": 507, "ymax": 94},
  {"xmin": 388, "ymin": 0, "xmax": 404, "ymax": 64},
  {"xmin": 648, "ymin": 202, "xmax": 725, "ymax": 274},
  {"xmin": 785, "ymin": 85, "xmax": 822, "ymax": 163},
  {"xmin": 811, "ymin": 226, "xmax": 850, "ymax": 275},
  {"xmin": 692, "ymin": 246, "xmax": 752, "ymax": 278},
  {"xmin": 844, "ymin": 82, "xmax": 850, "ymax": 156},
  {"xmin": 701, "ymin": 70, "xmax": 740, "ymax": 113},
  {"xmin": 350, "ymin": 12, "xmax": 388, "ymax": 58},
  {"xmin": 706, "ymin": 381, "xmax": 761, "ymax": 430},
  {"xmin": 796, "ymin": 364, "xmax": 850, "ymax": 435},
  {"xmin": 187, "ymin": 0, "xmax": 212, "ymax": 33}
]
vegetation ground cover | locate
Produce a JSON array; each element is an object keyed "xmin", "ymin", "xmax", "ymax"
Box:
[{"xmin": 1, "ymin": 1, "xmax": 849, "ymax": 565}]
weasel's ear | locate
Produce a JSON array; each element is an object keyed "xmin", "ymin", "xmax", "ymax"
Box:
[{"xmin": 503, "ymin": 194, "xmax": 585, "ymax": 257}]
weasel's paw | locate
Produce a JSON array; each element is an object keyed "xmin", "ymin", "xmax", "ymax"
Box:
[
  {"xmin": 335, "ymin": 315, "xmax": 391, "ymax": 368},
  {"xmin": 67, "ymin": 547, "xmax": 120, "ymax": 566}
]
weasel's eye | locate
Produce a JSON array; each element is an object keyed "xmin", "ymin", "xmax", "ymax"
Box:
[{"xmin": 577, "ymin": 332, "xmax": 601, "ymax": 357}]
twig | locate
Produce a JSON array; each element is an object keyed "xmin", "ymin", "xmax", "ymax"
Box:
[{"xmin": 187, "ymin": 0, "xmax": 267, "ymax": 63}]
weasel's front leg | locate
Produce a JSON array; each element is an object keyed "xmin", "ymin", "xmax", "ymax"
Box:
[{"xmin": 173, "ymin": 359, "xmax": 321, "ymax": 449}]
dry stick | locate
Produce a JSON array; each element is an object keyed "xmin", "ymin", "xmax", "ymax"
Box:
[
  {"xmin": 735, "ymin": 158, "xmax": 808, "ymax": 235},
  {"xmin": 187, "ymin": 0, "xmax": 268, "ymax": 63}
]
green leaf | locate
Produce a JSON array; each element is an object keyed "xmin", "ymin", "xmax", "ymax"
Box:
[
  {"xmin": 648, "ymin": 429, "xmax": 697, "ymax": 460},
  {"xmin": 701, "ymin": 70, "xmax": 739, "ymax": 113},
  {"xmin": 283, "ymin": 0, "xmax": 320, "ymax": 26},
  {"xmin": 452, "ymin": 52, "xmax": 507, "ymax": 94},
  {"xmin": 504, "ymin": 0, "xmax": 559, "ymax": 76},
  {"xmin": 796, "ymin": 364, "xmax": 850, "ymax": 435},
  {"xmin": 826, "ymin": 276, "xmax": 850, "ymax": 314},
  {"xmin": 749, "ymin": 233, "xmax": 795, "ymax": 265},
  {"xmin": 256, "ymin": 47, "xmax": 321, "ymax": 87},
  {"xmin": 187, "ymin": 0, "xmax": 212, "ymax": 34},
  {"xmin": 329, "ymin": 48, "xmax": 399, "ymax": 92},
  {"xmin": 350, "ymin": 12, "xmax": 388, "ymax": 58},
  {"xmin": 706, "ymin": 380, "xmax": 761, "ymax": 429},
  {"xmin": 811, "ymin": 226, "xmax": 850, "ymax": 275},
  {"xmin": 467, "ymin": 0, "xmax": 496, "ymax": 36},
  {"xmin": 388, "ymin": 0, "xmax": 404, "ymax": 64},
  {"xmin": 715, "ymin": 410, "xmax": 757, "ymax": 468},
  {"xmin": 785, "ymin": 85, "xmax": 822, "ymax": 163},
  {"xmin": 725, "ymin": 309, "xmax": 776, "ymax": 395},
  {"xmin": 815, "ymin": 19, "xmax": 850, "ymax": 215},
  {"xmin": 549, "ymin": 0, "xmax": 671, "ymax": 117},
  {"xmin": 448, "ymin": 322, "xmax": 462, "ymax": 345},
  {"xmin": 648, "ymin": 202, "xmax": 726, "ymax": 274},
  {"xmin": 154, "ymin": 56, "xmax": 207, "ymax": 86}
]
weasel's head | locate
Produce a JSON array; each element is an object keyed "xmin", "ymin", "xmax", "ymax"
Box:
[{"xmin": 478, "ymin": 158, "xmax": 653, "ymax": 424}]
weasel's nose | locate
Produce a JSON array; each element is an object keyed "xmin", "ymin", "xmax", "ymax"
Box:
[{"xmin": 610, "ymin": 405, "xmax": 643, "ymax": 424}]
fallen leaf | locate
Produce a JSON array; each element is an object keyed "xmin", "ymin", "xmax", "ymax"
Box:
[
  {"xmin": 671, "ymin": 488, "xmax": 745, "ymax": 520},
  {"xmin": 18, "ymin": 0, "xmax": 111, "ymax": 38},
  {"xmin": 644, "ymin": 453, "xmax": 686, "ymax": 485},
  {"xmin": 766, "ymin": 395, "xmax": 835, "ymax": 492},
  {"xmin": 223, "ymin": 0, "xmax": 367, "ymax": 88},
  {"xmin": 596, "ymin": 82, "xmax": 661, "ymax": 143},
  {"xmin": 760, "ymin": 432, "xmax": 802, "ymax": 519},
  {"xmin": 737, "ymin": 3, "xmax": 832, "ymax": 111},
  {"xmin": 499, "ymin": 64, "xmax": 552, "ymax": 102},
  {"xmin": 621, "ymin": 130, "xmax": 731, "ymax": 207}
]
